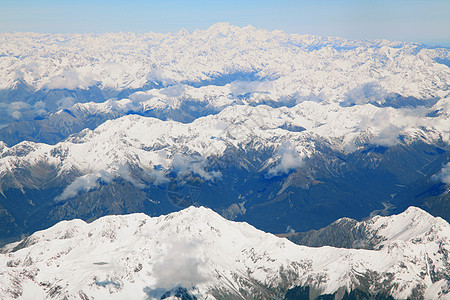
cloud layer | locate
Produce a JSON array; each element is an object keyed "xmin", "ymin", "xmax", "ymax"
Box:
[
  {"xmin": 151, "ymin": 239, "xmax": 208, "ymax": 289},
  {"xmin": 0, "ymin": 101, "xmax": 47, "ymax": 122},
  {"xmin": 172, "ymin": 154, "xmax": 221, "ymax": 181},
  {"xmin": 44, "ymin": 70, "xmax": 95, "ymax": 90},
  {"xmin": 54, "ymin": 170, "xmax": 114, "ymax": 202},
  {"xmin": 343, "ymin": 82, "xmax": 390, "ymax": 106},
  {"xmin": 432, "ymin": 162, "xmax": 450, "ymax": 185},
  {"xmin": 267, "ymin": 141, "xmax": 303, "ymax": 177}
]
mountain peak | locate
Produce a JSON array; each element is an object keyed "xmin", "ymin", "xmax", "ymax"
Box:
[
  {"xmin": 402, "ymin": 205, "xmax": 433, "ymax": 216},
  {"xmin": 206, "ymin": 22, "xmax": 240, "ymax": 34},
  {"xmin": 176, "ymin": 28, "xmax": 191, "ymax": 36}
]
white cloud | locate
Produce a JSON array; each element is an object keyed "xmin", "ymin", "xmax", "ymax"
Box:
[
  {"xmin": 112, "ymin": 97, "xmax": 144, "ymax": 113},
  {"xmin": 54, "ymin": 164, "xmax": 156, "ymax": 202},
  {"xmin": 432, "ymin": 162, "xmax": 450, "ymax": 185},
  {"xmin": 146, "ymin": 69, "xmax": 174, "ymax": 85},
  {"xmin": 11, "ymin": 111, "xmax": 22, "ymax": 120},
  {"xmin": 14, "ymin": 62, "xmax": 40, "ymax": 80},
  {"xmin": 229, "ymin": 80, "xmax": 272, "ymax": 95},
  {"xmin": 33, "ymin": 101, "xmax": 46, "ymax": 110},
  {"xmin": 172, "ymin": 154, "xmax": 221, "ymax": 181},
  {"xmin": 0, "ymin": 101, "xmax": 29, "ymax": 120},
  {"xmin": 286, "ymin": 225, "xmax": 296, "ymax": 233},
  {"xmin": 114, "ymin": 164, "xmax": 146, "ymax": 188},
  {"xmin": 54, "ymin": 170, "xmax": 114, "ymax": 202},
  {"xmin": 44, "ymin": 70, "xmax": 94, "ymax": 90},
  {"xmin": 360, "ymin": 111, "xmax": 401, "ymax": 146},
  {"xmin": 57, "ymin": 97, "xmax": 75, "ymax": 109},
  {"xmin": 151, "ymin": 239, "xmax": 208, "ymax": 289},
  {"xmin": 149, "ymin": 169, "xmax": 170, "ymax": 186},
  {"xmin": 371, "ymin": 124, "xmax": 402, "ymax": 147},
  {"xmin": 344, "ymin": 82, "xmax": 389, "ymax": 106},
  {"xmin": 267, "ymin": 141, "xmax": 303, "ymax": 177},
  {"xmin": 160, "ymin": 85, "xmax": 186, "ymax": 98},
  {"xmin": 9, "ymin": 101, "xmax": 30, "ymax": 111},
  {"xmin": 0, "ymin": 101, "xmax": 48, "ymax": 121},
  {"xmin": 357, "ymin": 108, "xmax": 428, "ymax": 147}
]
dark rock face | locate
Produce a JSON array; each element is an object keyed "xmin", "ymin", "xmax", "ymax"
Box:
[
  {"xmin": 0, "ymin": 108, "xmax": 118, "ymax": 146},
  {"xmin": 286, "ymin": 218, "xmax": 378, "ymax": 249},
  {"xmin": 0, "ymin": 96, "xmax": 223, "ymax": 147},
  {"xmin": 0, "ymin": 83, "xmax": 114, "ymax": 146},
  {"xmin": 390, "ymin": 150, "xmax": 450, "ymax": 221}
]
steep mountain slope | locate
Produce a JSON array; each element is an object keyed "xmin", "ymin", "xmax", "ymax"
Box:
[
  {"xmin": 0, "ymin": 85, "xmax": 234, "ymax": 146},
  {"xmin": 0, "ymin": 206, "xmax": 448, "ymax": 299},
  {"xmin": 288, "ymin": 195, "xmax": 450, "ymax": 250}
]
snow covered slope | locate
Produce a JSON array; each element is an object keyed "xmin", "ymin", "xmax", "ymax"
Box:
[
  {"xmin": 1, "ymin": 99, "xmax": 448, "ymax": 192},
  {"xmin": 0, "ymin": 206, "xmax": 448, "ymax": 299},
  {"xmin": 1, "ymin": 23, "xmax": 449, "ymax": 144}
]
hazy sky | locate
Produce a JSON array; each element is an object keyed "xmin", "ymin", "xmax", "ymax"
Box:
[{"xmin": 1, "ymin": 0, "xmax": 449, "ymax": 46}]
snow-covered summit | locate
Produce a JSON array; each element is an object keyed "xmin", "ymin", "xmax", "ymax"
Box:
[
  {"xmin": 368, "ymin": 206, "xmax": 450, "ymax": 244},
  {"xmin": 0, "ymin": 206, "xmax": 448, "ymax": 299}
]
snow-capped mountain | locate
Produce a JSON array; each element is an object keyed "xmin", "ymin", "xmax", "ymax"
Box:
[
  {"xmin": 1, "ymin": 98, "xmax": 447, "ymax": 181},
  {"xmin": 0, "ymin": 23, "xmax": 449, "ymax": 258},
  {"xmin": 0, "ymin": 206, "xmax": 448, "ymax": 299},
  {"xmin": 0, "ymin": 95, "xmax": 448, "ymax": 241}
]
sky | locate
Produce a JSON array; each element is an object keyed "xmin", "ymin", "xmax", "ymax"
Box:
[{"xmin": 1, "ymin": 0, "xmax": 449, "ymax": 46}]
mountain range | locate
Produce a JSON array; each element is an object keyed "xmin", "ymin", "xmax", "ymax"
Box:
[
  {"xmin": 0, "ymin": 24, "xmax": 449, "ymax": 244},
  {"xmin": 0, "ymin": 23, "xmax": 449, "ymax": 299}
]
